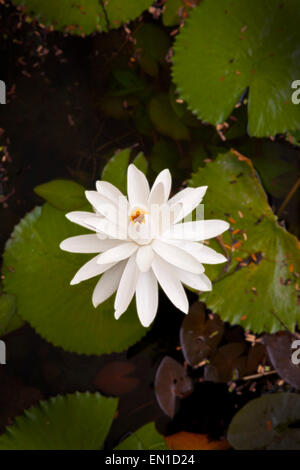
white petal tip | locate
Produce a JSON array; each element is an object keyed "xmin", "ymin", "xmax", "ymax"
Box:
[
  {"xmin": 140, "ymin": 319, "xmax": 153, "ymax": 328},
  {"xmin": 70, "ymin": 278, "xmax": 79, "ymax": 286},
  {"xmin": 59, "ymin": 241, "xmax": 66, "ymax": 251},
  {"xmin": 114, "ymin": 310, "xmax": 123, "ymax": 320}
]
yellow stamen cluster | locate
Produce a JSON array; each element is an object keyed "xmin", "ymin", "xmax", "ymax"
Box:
[{"xmin": 130, "ymin": 208, "xmax": 147, "ymax": 224}]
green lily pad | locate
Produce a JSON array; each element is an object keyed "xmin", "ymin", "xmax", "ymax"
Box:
[
  {"xmin": 0, "ymin": 391, "xmax": 165, "ymax": 450},
  {"xmin": 172, "ymin": 0, "xmax": 300, "ymax": 137},
  {"xmin": 134, "ymin": 23, "xmax": 171, "ymax": 77},
  {"xmin": 162, "ymin": 0, "xmax": 186, "ymax": 26},
  {"xmin": 148, "ymin": 93, "xmax": 190, "ymax": 141},
  {"xmin": 0, "ymin": 393, "xmax": 118, "ymax": 450},
  {"xmin": 3, "ymin": 204, "xmax": 146, "ymax": 355},
  {"xmin": 101, "ymin": 148, "xmax": 148, "ymax": 194},
  {"xmin": 34, "ymin": 179, "xmax": 87, "ymax": 212},
  {"xmin": 115, "ymin": 422, "xmax": 167, "ymax": 450},
  {"xmin": 190, "ymin": 151, "xmax": 300, "ymax": 333},
  {"xmin": 13, "ymin": 0, "xmax": 153, "ymax": 34},
  {"xmin": 0, "ymin": 291, "xmax": 24, "ymax": 336},
  {"xmin": 235, "ymin": 139, "xmax": 300, "ymax": 199},
  {"xmin": 228, "ymin": 393, "xmax": 300, "ymax": 450}
]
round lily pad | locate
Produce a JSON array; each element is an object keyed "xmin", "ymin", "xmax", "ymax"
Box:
[
  {"xmin": 3, "ymin": 204, "xmax": 147, "ymax": 355},
  {"xmin": 228, "ymin": 393, "xmax": 300, "ymax": 450},
  {"xmin": 0, "ymin": 392, "xmax": 118, "ymax": 450},
  {"xmin": 190, "ymin": 151, "xmax": 300, "ymax": 334},
  {"xmin": 13, "ymin": 0, "xmax": 153, "ymax": 34},
  {"xmin": 172, "ymin": 0, "xmax": 300, "ymax": 137}
]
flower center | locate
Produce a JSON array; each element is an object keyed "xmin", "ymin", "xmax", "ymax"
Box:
[{"xmin": 130, "ymin": 208, "xmax": 147, "ymax": 224}]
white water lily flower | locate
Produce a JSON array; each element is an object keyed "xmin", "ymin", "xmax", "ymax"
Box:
[{"xmin": 60, "ymin": 165, "xmax": 229, "ymax": 327}]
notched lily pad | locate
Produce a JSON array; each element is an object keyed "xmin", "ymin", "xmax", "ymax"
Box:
[
  {"xmin": 190, "ymin": 151, "xmax": 300, "ymax": 334},
  {"xmin": 3, "ymin": 205, "xmax": 147, "ymax": 355},
  {"xmin": 0, "ymin": 392, "xmax": 118, "ymax": 450},
  {"xmin": 172, "ymin": 0, "xmax": 300, "ymax": 137},
  {"xmin": 180, "ymin": 302, "xmax": 224, "ymax": 367},
  {"xmin": 154, "ymin": 356, "xmax": 194, "ymax": 418},
  {"xmin": 228, "ymin": 393, "xmax": 300, "ymax": 450},
  {"xmin": 263, "ymin": 332, "xmax": 300, "ymax": 390}
]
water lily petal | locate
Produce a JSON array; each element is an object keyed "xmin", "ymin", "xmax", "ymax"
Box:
[
  {"xmin": 150, "ymin": 169, "xmax": 171, "ymax": 203},
  {"xmin": 168, "ymin": 187, "xmax": 194, "ymax": 206},
  {"xmin": 127, "ymin": 164, "xmax": 150, "ymax": 207},
  {"xmin": 136, "ymin": 270, "xmax": 158, "ymax": 327},
  {"xmin": 114, "ymin": 254, "xmax": 139, "ymax": 317},
  {"xmin": 151, "ymin": 254, "xmax": 189, "ymax": 313},
  {"xmin": 84, "ymin": 216, "xmax": 127, "ymax": 240},
  {"xmin": 96, "ymin": 180, "xmax": 127, "ymax": 206},
  {"xmin": 165, "ymin": 239, "xmax": 227, "ymax": 264},
  {"xmin": 92, "ymin": 261, "xmax": 126, "ymax": 308},
  {"xmin": 171, "ymin": 186, "xmax": 208, "ymax": 224},
  {"xmin": 60, "ymin": 235, "xmax": 119, "ymax": 253},
  {"xmin": 70, "ymin": 255, "xmax": 115, "ymax": 285},
  {"xmin": 66, "ymin": 211, "xmax": 100, "ymax": 230},
  {"xmin": 148, "ymin": 182, "xmax": 165, "ymax": 206},
  {"xmin": 97, "ymin": 242, "xmax": 137, "ymax": 265},
  {"xmin": 162, "ymin": 219, "xmax": 230, "ymax": 241},
  {"xmin": 152, "ymin": 239, "xmax": 203, "ymax": 274},
  {"xmin": 173, "ymin": 266, "xmax": 211, "ymax": 291},
  {"xmin": 136, "ymin": 245, "xmax": 154, "ymax": 272}
]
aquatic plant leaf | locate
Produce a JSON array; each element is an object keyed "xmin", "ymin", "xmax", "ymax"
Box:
[
  {"xmin": 154, "ymin": 356, "xmax": 193, "ymax": 418},
  {"xmin": 180, "ymin": 302, "xmax": 224, "ymax": 367},
  {"xmin": 190, "ymin": 151, "xmax": 300, "ymax": 333},
  {"xmin": 172, "ymin": 0, "xmax": 300, "ymax": 137},
  {"xmin": 228, "ymin": 393, "xmax": 300, "ymax": 450},
  {"xmin": 3, "ymin": 205, "xmax": 147, "ymax": 355},
  {"xmin": 115, "ymin": 422, "xmax": 167, "ymax": 450},
  {"xmin": 12, "ymin": 0, "xmax": 153, "ymax": 35},
  {"xmin": 0, "ymin": 393, "xmax": 118, "ymax": 450}
]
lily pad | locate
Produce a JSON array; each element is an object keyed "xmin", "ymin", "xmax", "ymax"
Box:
[
  {"xmin": 228, "ymin": 393, "xmax": 300, "ymax": 450},
  {"xmin": 190, "ymin": 151, "xmax": 300, "ymax": 334},
  {"xmin": 0, "ymin": 393, "xmax": 118, "ymax": 450},
  {"xmin": 204, "ymin": 342, "xmax": 247, "ymax": 383},
  {"xmin": 0, "ymin": 291, "xmax": 24, "ymax": 336},
  {"xmin": 180, "ymin": 302, "xmax": 224, "ymax": 367},
  {"xmin": 34, "ymin": 179, "xmax": 87, "ymax": 212},
  {"xmin": 162, "ymin": 0, "xmax": 187, "ymax": 26},
  {"xmin": 102, "ymin": 149, "xmax": 148, "ymax": 194},
  {"xmin": 172, "ymin": 0, "xmax": 300, "ymax": 137},
  {"xmin": 115, "ymin": 422, "xmax": 167, "ymax": 450},
  {"xmin": 148, "ymin": 93, "xmax": 190, "ymax": 141},
  {"xmin": 3, "ymin": 204, "xmax": 146, "ymax": 355},
  {"xmin": 0, "ymin": 391, "xmax": 166, "ymax": 450},
  {"xmin": 13, "ymin": 0, "xmax": 153, "ymax": 35},
  {"xmin": 134, "ymin": 23, "xmax": 171, "ymax": 77},
  {"xmin": 263, "ymin": 332, "xmax": 300, "ymax": 390},
  {"xmin": 154, "ymin": 356, "xmax": 193, "ymax": 418}
]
